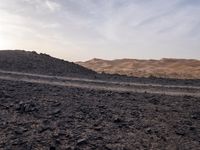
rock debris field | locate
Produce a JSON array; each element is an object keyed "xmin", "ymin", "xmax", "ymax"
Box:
[
  {"xmin": 0, "ymin": 79, "xmax": 200, "ymax": 150},
  {"xmin": 0, "ymin": 50, "xmax": 200, "ymax": 150}
]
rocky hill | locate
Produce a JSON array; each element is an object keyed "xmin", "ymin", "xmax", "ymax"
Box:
[
  {"xmin": 0, "ymin": 50, "xmax": 96, "ymax": 77},
  {"xmin": 77, "ymin": 58, "xmax": 200, "ymax": 79}
]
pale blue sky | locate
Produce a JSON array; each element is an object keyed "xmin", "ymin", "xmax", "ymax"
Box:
[{"xmin": 0, "ymin": 0, "xmax": 199, "ymax": 61}]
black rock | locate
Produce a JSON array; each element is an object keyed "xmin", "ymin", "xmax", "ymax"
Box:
[
  {"xmin": 12, "ymin": 139, "xmax": 26, "ymax": 146},
  {"xmin": 149, "ymin": 98, "xmax": 159, "ymax": 105},
  {"xmin": 77, "ymin": 138, "xmax": 87, "ymax": 145},
  {"xmin": 38, "ymin": 126, "xmax": 52, "ymax": 133},
  {"xmin": 93, "ymin": 126, "xmax": 102, "ymax": 131},
  {"xmin": 49, "ymin": 146, "xmax": 56, "ymax": 150},
  {"xmin": 49, "ymin": 109, "xmax": 61, "ymax": 116},
  {"xmin": 16, "ymin": 101, "xmax": 38, "ymax": 113},
  {"xmin": 24, "ymin": 143, "xmax": 32, "ymax": 150},
  {"xmin": 0, "ymin": 121, "xmax": 7, "ymax": 129},
  {"xmin": 175, "ymin": 125, "xmax": 188, "ymax": 136},
  {"xmin": 14, "ymin": 127, "xmax": 27, "ymax": 135},
  {"xmin": 191, "ymin": 112, "xmax": 200, "ymax": 120},
  {"xmin": 145, "ymin": 127, "xmax": 152, "ymax": 134},
  {"xmin": 113, "ymin": 117, "xmax": 123, "ymax": 123}
]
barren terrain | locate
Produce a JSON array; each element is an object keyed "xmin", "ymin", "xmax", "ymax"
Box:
[
  {"xmin": 77, "ymin": 58, "xmax": 200, "ymax": 79},
  {"xmin": 1, "ymin": 73, "xmax": 200, "ymax": 149},
  {"xmin": 0, "ymin": 50, "xmax": 200, "ymax": 149}
]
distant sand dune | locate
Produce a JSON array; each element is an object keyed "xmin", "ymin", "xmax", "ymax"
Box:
[{"xmin": 77, "ymin": 58, "xmax": 200, "ymax": 79}]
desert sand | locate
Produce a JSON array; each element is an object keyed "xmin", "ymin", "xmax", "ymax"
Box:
[{"xmin": 77, "ymin": 58, "xmax": 200, "ymax": 79}]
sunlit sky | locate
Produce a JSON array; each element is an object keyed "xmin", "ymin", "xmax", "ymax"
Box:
[{"xmin": 0, "ymin": 0, "xmax": 200, "ymax": 61}]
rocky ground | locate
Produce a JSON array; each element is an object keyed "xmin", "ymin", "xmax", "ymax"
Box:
[
  {"xmin": 0, "ymin": 79, "xmax": 200, "ymax": 150},
  {"xmin": 0, "ymin": 50, "xmax": 200, "ymax": 149}
]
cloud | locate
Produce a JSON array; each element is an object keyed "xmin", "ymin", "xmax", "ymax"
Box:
[
  {"xmin": 0, "ymin": 0, "xmax": 200, "ymax": 60},
  {"xmin": 21, "ymin": 0, "xmax": 61, "ymax": 13},
  {"xmin": 45, "ymin": 0, "xmax": 61, "ymax": 12}
]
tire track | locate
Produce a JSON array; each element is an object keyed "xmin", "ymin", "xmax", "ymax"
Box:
[{"xmin": 0, "ymin": 70, "xmax": 200, "ymax": 97}]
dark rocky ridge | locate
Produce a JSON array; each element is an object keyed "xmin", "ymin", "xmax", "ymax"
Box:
[{"xmin": 0, "ymin": 50, "xmax": 96, "ymax": 77}]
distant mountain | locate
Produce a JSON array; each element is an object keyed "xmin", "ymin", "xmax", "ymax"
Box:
[
  {"xmin": 77, "ymin": 58, "xmax": 200, "ymax": 79},
  {"xmin": 0, "ymin": 50, "xmax": 96, "ymax": 77}
]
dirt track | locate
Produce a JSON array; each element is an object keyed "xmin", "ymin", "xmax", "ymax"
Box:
[
  {"xmin": 0, "ymin": 70, "xmax": 200, "ymax": 97},
  {"xmin": 0, "ymin": 70, "xmax": 200, "ymax": 149}
]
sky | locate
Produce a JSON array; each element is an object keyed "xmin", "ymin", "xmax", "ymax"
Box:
[{"xmin": 0, "ymin": 0, "xmax": 200, "ymax": 61}]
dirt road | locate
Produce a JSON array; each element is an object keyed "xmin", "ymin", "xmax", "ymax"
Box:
[{"xmin": 0, "ymin": 70, "xmax": 199, "ymax": 97}]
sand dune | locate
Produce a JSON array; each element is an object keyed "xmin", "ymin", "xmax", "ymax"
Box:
[{"xmin": 77, "ymin": 58, "xmax": 200, "ymax": 79}]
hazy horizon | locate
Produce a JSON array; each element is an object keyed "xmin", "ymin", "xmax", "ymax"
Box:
[{"xmin": 0, "ymin": 0, "xmax": 200, "ymax": 61}]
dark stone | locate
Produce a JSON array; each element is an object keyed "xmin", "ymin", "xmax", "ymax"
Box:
[
  {"xmin": 0, "ymin": 104, "xmax": 9, "ymax": 109},
  {"xmin": 49, "ymin": 109, "xmax": 61, "ymax": 115},
  {"xmin": 16, "ymin": 101, "xmax": 38, "ymax": 113},
  {"xmin": 113, "ymin": 117, "xmax": 123, "ymax": 123},
  {"xmin": 12, "ymin": 139, "xmax": 26, "ymax": 145},
  {"xmin": 24, "ymin": 143, "xmax": 32, "ymax": 150},
  {"xmin": 175, "ymin": 125, "xmax": 188, "ymax": 136},
  {"xmin": 38, "ymin": 126, "xmax": 52, "ymax": 133},
  {"xmin": 55, "ymin": 139, "xmax": 61, "ymax": 145},
  {"xmin": 190, "ymin": 126, "xmax": 196, "ymax": 131},
  {"xmin": 77, "ymin": 138, "xmax": 87, "ymax": 145},
  {"xmin": 52, "ymin": 102, "xmax": 61, "ymax": 107},
  {"xmin": 98, "ymin": 105, "xmax": 106, "ymax": 109},
  {"xmin": 191, "ymin": 112, "xmax": 200, "ymax": 120},
  {"xmin": 149, "ymin": 98, "xmax": 159, "ymax": 105},
  {"xmin": 50, "ymin": 146, "xmax": 56, "ymax": 150},
  {"xmin": 14, "ymin": 127, "xmax": 27, "ymax": 135},
  {"xmin": 58, "ymin": 130, "xmax": 66, "ymax": 136},
  {"xmin": 145, "ymin": 127, "xmax": 152, "ymax": 134},
  {"xmin": 0, "ymin": 121, "xmax": 7, "ymax": 129},
  {"xmin": 94, "ymin": 126, "xmax": 102, "ymax": 131},
  {"xmin": 42, "ymin": 119, "xmax": 51, "ymax": 125}
]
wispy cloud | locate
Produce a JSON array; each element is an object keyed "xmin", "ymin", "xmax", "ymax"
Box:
[{"xmin": 44, "ymin": 0, "xmax": 61, "ymax": 12}]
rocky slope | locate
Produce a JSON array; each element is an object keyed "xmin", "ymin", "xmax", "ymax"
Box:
[
  {"xmin": 77, "ymin": 58, "xmax": 200, "ymax": 79},
  {"xmin": 0, "ymin": 50, "xmax": 96, "ymax": 77}
]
